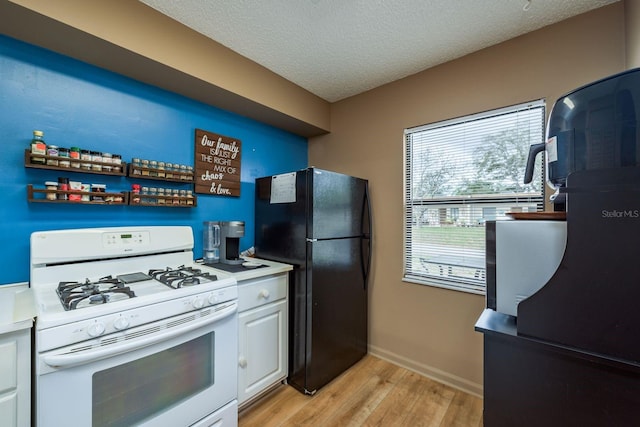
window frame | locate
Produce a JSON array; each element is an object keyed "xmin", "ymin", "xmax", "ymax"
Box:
[{"xmin": 403, "ymin": 100, "xmax": 546, "ymax": 294}]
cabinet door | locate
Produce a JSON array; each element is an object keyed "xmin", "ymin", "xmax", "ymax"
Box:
[
  {"xmin": 0, "ymin": 392, "xmax": 17, "ymax": 427},
  {"xmin": 0, "ymin": 329, "xmax": 30, "ymax": 427},
  {"xmin": 238, "ymin": 299, "xmax": 287, "ymax": 405}
]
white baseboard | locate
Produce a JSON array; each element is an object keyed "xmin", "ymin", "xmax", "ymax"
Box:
[{"xmin": 368, "ymin": 345, "xmax": 483, "ymax": 398}]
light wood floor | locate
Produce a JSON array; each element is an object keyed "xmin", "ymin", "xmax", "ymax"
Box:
[{"xmin": 239, "ymin": 354, "xmax": 483, "ymax": 427}]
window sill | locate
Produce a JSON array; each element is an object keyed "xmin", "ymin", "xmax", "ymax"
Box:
[{"xmin": 402, "ymin": 275, "xmax": 485, "ymax": 296}]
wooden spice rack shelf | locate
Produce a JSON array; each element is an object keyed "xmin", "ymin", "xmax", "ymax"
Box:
[
  {"xmin": 129, "ymin": 192, "xmax": 197, "ymax": 207},
  {"xmin": 24, "ymin": 149, "xmax": 198, "ymax": 209},
  {"xmin": 127, "ymin": 163, "xmax": 194, "ymax": 183},
  {"xmin": 24, "ymin": 149, "xmax": 127, "ymax": 176},
  {"xmin": 27, "ymin": 185, "xmax": 129, "ymax": 205}
]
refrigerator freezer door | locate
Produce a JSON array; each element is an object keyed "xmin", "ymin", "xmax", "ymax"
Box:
[
  {"xmin": 288, "ymin": 237, "xmax": 368, "ymax": 394},
  {"xmin": 255, "ymin": 168, "xmax": 371, "ymax": 260},
  {"xmin": 254, "ymin": 174, "xmax": 307, "ymax": 265},
  {"xmin": 308, "ymin": 169, "xmax": 369, "ymax": 240}
]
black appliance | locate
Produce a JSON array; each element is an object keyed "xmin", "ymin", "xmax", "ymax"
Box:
[
  {"xmin": 220, "ymin": 221, "xmax": 245, "ymax": 265},
  {"xmin": 524, "ymin": 67, "xmax": 640, "ymax": 208},
  {"xmin": 519, "ymin": 67, "xmax": 640, "ymax": 365},
  {"xmin": 475, "ymin": 70, "xmax": 640, "ymax": 426},
  {"xmin": 254, "ymin": 167, "xmax": 372, "ymax": 395}
]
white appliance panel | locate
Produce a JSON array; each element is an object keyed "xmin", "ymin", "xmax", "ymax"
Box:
[
  {"xmin": 30, "ymin": 226, "xmax": 193, "ymax": 266},
  {"xmin": 36, "ymin": 309, "xmax": 237, "ymax": 427},
  {"xmin": 495, "ymin": 220, "xmax": 567, "ymax": 317}
]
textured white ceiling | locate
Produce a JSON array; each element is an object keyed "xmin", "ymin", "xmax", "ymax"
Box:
[{"xmin": 139, "ymin": 0, "xmax": 619, "ymax": 102}]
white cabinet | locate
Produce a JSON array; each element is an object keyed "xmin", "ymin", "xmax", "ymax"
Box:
[
  {"xmin": 237, "ymin": 273, "xmax": 288, "ymax": 407},
  {"xmin": 0, "ymin": 284, "xmax": 33, "ymax": 427},
  {"xmin": 0, "ymin": 332, "xmax": 29, "ymax": 427}
]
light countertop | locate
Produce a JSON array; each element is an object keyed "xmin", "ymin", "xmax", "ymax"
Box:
[
  {"xmin": 196, "ymin": 257, "xmax": 293, "ymax": 283},
  {"xmin": 0, "ymin": 282, "xmax": 35, "ymax": 334}
]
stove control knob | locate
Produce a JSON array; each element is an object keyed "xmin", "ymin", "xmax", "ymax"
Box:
[
  {"xmin": 113, "ymin": 316, "xmax": 130, "ymax": 331},
  {"xmin": 192, "ymin": 297, "xmax": 205, "ymax": 309},
  {"xmin": 87, "ymin": 322, "xmax": 106, "ymax": 337},
  {"xmin": 208, "ymin": 294, "xmax": 219, "ymax": 305}
]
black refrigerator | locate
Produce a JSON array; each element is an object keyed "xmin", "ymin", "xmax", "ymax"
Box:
[{"xmin": 254, "ymin": 167, "xmax": 372, "ymax": 395}]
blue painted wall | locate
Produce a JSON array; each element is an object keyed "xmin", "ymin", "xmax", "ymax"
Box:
[{"xmin": 0, "ymin": 35, "xmax": 308, "ymax": 285}]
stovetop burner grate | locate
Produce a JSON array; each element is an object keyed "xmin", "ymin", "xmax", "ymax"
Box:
[
  {"xmin": 56, "ymin": 276, "xmax": 136, "ymax": 311},
  {"xmin": 149, "ymin": 266, "xmax": 217, "ymax": 289}
]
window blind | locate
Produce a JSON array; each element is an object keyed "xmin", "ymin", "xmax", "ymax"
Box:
[{"xmin": 403, "ymin": 100, "xmax": 545, "ymax": 294}]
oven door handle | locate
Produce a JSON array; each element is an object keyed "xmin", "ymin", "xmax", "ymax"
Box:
[{"xmin": 42, "ymin": 301, "xmax": 237, "ymax": 369}]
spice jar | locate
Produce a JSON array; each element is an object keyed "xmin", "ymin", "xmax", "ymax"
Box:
[
  {"xmin": 102, "ymin": 152, "xmax": 113, "ymax": 172},
  {"xmin": 80, "ymin": 183, "xmax": 91, "ymax": 201},
  {"xmin": 157, "ymin": 188, "xmax": 166, "ymax": 205},
  {"xmin": 141, "ymin": 160, "xmax": 150, "ymax": 176},
  {"xmin": 69, "ymin": 147, "xmax": 81, "ymax": 168},
  {"xmin": 132, "ymin": 158, "xmax": 142, "ymax": 175},
  {"xmin": 69, "ymin": 181, "xmax": 82, "ymax": 201},
  {"xmin": 179, "ymin": 165, "xmax": 188, "ymax": 180},
  {"xmin": 179, "ymin": 189, "xmax": 187, "ymax": 205},
  {"xmin": 30, "ymin": 131, "xmax": 47, "ymax": 165},
  {"xmin": 112, "ymin": 154, "xmax": 122, "ymax": 173},
  {"xmin": 157, "ymin": 162, "xmax": 166, "ymax": 178},
  {"xmin": 131, "ymin": 184, "xmax": 141, "ymax": 204},
  {"xmin": 58, "ymin": 147, "xmax": 70, "ymax": 168},
  {"xmin": 149, "ymin": 187, "xmax": 158, "ymax": 204},
  {"xmin": 91, "ymin": 184, "xmax": 106, "ymax": 201},
  {"xmin": 186, "ymin": 190, "xmax": 194, "ymax": 206},
  {"xmin": 80, "ymin": 150, "xmax": 92, "ymax": 170},
  {"xmin": 46, "ymin": 145, "xmax": 59, "ymax": 166},
  {"xmin": 45, "ymin": 181, "xmax": 58, "ymax": 201},
  {"xmin": 57, "ymin": 177, "xmax": 69, "ymax": 201},
  {"xmin": 91, "ymin": 151, "xmax": 103, "ymax": 172},
  {"xmin": 141, "ymin": 186, "xmax": 149, "ymax": 204},
  {"xmin": 165, "ymin": 163, "xmax": 174, "ymax": 179},
  {"xmin": 172, "ymin": 189, "xmax": 180, "ymax": 205},
  {"xmin": 149, "ymin": 160, "xmax": 158, "ymax": 177}
]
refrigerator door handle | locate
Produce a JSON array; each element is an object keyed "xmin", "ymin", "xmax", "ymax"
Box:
[
  {"xmin": 362, "ymin": 182, "xmax": 372, "ymax": 239},
  {"xmin": 361, "ymin": 237, "xmax": 371, "ymax": 290},
  {"xmin": 361, "ymin": 184, "xmax": 372, "ymax": 290}
]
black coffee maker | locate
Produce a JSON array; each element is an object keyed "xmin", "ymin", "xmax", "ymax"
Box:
[
  {"xmin": 524, "ymin": 68, "xmax": 640, "ymax": 211},
  {"xmin": 220, "ymin": 221, "xmax": 245, "ymax": 265},
  {"xmin": 517, "ymin": 68, "xmax": 640, "ymax": 364}
]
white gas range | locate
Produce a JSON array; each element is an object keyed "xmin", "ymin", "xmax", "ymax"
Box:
[{"xmin": 30, "ymin": 226, "xmax": 239, "ymax": 427}]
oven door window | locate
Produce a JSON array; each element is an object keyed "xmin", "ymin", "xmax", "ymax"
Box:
[{"xmin": 92, "ymin": 332, "xmax": 214, "ymax": 427}]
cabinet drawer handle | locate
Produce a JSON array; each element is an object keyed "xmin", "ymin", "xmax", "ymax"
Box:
[
  {"xmin": 259, "ymin": 289, "xmax": 270, "ymax": 299},
  {"xmin": 239, "ymin": 356, "xmax": 247, "ymax": 368}
]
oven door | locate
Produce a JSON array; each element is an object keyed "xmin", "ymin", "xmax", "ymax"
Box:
[{"xmin": 35, "ymin": 303, "xmax": 238, "ymax": 427}]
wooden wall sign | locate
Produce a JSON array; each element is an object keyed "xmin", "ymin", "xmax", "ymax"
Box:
[{"xmin": 194, "ymin": 128, "xmax": 241, "ymax": 196}]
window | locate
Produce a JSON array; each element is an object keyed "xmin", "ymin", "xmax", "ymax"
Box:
[{"xmin": 403, "ymin": 100, "xmax": 545, "ymax": 294}]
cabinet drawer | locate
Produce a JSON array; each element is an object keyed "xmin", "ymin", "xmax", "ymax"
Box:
[{"xmin": 238, "ymin": 274, "xmax": 287, "ymax": 312}]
